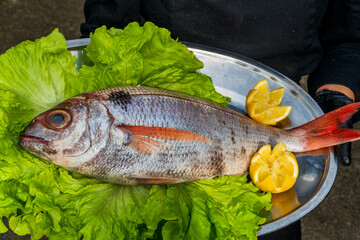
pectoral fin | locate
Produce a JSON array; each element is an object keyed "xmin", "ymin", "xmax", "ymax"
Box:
[
  {"xmin": 117, "ymin": 124, "xmax": 211, "ymax": 154},
  {"xmin": 129, "ymin": 135, "xmax": 172, "ymax": 155}
]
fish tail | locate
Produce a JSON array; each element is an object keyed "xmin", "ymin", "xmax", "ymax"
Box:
[{"xmin": 288, "ymin": 102, "xmax": 360, "ymax": 151}]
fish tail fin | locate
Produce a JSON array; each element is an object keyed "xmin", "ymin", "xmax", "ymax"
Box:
[{"xmin": 288, "ymin": 102, "xmax": 360, "ymax": 151}]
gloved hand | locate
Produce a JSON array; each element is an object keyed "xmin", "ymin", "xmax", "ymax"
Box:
[{"xmin": 313, "ymin": 89, "xmax": 353, "ymax": 166}]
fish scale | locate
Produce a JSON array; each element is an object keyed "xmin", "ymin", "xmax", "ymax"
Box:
[{"xmin": 19, "ymin": 86, "xmax": 360, "ymax": 185}]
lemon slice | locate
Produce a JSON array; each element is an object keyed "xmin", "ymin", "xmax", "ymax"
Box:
[
  {"xmin": 246, "ymin": 79, "xmax": 292, "ymax": 125},
  {"xmin": 249, "ymin": 142, "xmax": 299, "ymax": 193}
]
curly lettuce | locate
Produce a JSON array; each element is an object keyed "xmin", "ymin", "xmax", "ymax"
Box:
[
  {"xmin": 0, "ymin": 22, "xmax": 271, "ymax": 240},
  {"xmin": 71, "ymin": 23, "xmax": 230, "ymax": 105}
]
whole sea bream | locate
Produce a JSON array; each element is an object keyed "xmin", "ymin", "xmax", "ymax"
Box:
[{"xmin": 19, "ymin": 85, "xmax": 360, "ymax": 184}]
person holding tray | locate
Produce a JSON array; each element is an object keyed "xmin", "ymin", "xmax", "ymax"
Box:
[{"xmin": 80, "ymin": 1, "xmax": 360, "ymax": 239}]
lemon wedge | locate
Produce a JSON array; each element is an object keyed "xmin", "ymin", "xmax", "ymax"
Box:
[
  {"xmin": 246, "ymin": 79, "xmax": 292, "ymax": 125},
  {"xmin": 249, "ymin": 142, "xmax": 299, "ymax": 193}
]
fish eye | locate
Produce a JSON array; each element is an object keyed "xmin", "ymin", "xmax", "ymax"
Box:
[
  {"xmin": 51, "ymin": 114, "xmax": 65, "ymax": 125},
  {"xmin": 46, "ymin": 110, "xmax": 71, "ymax": 129}
]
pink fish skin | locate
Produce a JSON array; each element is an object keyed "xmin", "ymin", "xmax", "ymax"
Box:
[{"xmin": 19, "ymin": 86, "xmax": 360, "ymax": 185}]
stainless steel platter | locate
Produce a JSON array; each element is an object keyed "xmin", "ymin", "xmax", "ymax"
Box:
[{"xmin": 67, "ymin": 39, "xmax": 337, "ymax": 236}]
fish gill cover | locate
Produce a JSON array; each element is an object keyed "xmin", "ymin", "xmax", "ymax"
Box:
[{"xmin": 0, "ymin": 22, "xmax": 271, "ymax": 240}]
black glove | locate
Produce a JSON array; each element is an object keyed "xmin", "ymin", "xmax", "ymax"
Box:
[{"xmin": 313, "ymin": 89, "xmax": 353, "ymax": 166}]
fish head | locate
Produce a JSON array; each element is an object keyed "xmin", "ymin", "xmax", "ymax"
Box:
[{"xmin": 19, "ymin": 97, "xmax": 111, "ymax": 169}]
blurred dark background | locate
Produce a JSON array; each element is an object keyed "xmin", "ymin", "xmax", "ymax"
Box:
[
  {"xmin": 0, "ymin": 0, "xmax": 84, "ymax": 54},
  {"xmin": 0, "ymin": 0, "xmax": 359, "ymax": 239}
]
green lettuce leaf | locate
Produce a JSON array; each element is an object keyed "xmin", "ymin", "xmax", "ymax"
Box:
[
  {"xmin": 0, "ymin": 28, "xmax": 81, "ymax": 239},
  {"xmin": 0, "ymin": 23, "xmax": 270, "ymax": 240},
  {"xmin": 72, "ymin": 22, "xmax": 230, "ymax": 106}
]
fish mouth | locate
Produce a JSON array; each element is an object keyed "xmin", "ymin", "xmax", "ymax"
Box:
[{"xmin": 19, "ymin": 135, "xmax": 48, "ymax": 144}]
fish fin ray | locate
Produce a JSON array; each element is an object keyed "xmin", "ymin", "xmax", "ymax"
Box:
[
  {"xmin": 129, "ymin": 135, "xmax": 167, "ymax": 155},
  {"xmin": 117, "ymin": 125, "xmax": 211, "ymax": 143},
  {"xmin": 117, "ymin": 124, "xmax": 210, "ymax": 154}
]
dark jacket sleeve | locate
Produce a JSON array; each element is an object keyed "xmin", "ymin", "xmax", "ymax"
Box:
[
  {"xmin": 307, "ymin": 0, "xmax": 360, "ymax": 101},
  {"xmin": 80, "ymin": 0, "xmax": 142, "ymax": 38}
]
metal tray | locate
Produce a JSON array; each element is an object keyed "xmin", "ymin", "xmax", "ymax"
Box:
[{"xmin": 67, "ymin": 39, "xmax": 337, "ymax": 236}]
